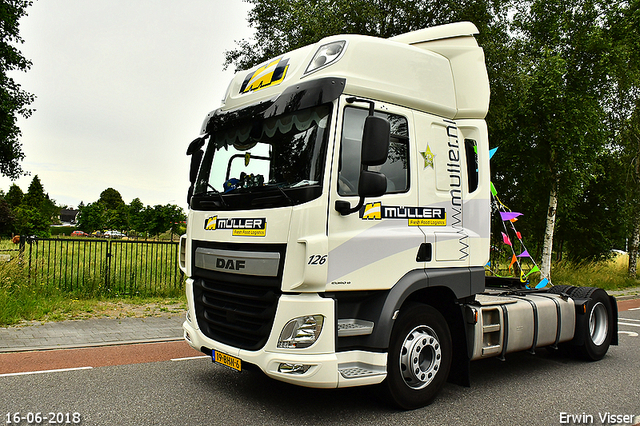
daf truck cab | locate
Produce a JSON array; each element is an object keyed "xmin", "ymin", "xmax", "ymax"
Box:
[{"xmin": 179, "ymin": 22, "xmax": 617, "ymax": 409}]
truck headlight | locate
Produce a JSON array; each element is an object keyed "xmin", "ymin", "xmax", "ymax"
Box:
[
  {"xmin": 277, "ymin": 315, "xmax": 324, "ymax": 349},
  {"xmin": 304, "ymin": 41, "xmax": 346, "ymax": 75}
]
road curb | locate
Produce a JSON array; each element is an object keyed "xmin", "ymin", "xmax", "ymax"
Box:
[
  {"xmin": 0, "ymin": 337, "xmax": 184, "ymax": 354},
  {"xmin": 614, "ymin": 294, "xmax": 640, "ymax": 301}
]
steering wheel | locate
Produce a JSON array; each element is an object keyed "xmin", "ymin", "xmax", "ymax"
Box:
[{"xmin": 338, "ymin": 174, "xmax": 357, "ymax": 195}]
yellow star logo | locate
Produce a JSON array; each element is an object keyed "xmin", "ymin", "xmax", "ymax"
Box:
[{"xmin": 420, "ymin": 145, "xmax": 435, "ymax": 169}]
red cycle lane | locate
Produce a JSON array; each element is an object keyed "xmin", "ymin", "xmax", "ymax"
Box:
[{"xmin": 0, "ymin": 341, "xmax": 203, "ymax": 376}]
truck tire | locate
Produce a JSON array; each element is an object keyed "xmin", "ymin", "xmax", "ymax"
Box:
[
  {"xmin": 547, "ymin": 285, "xmax": 576, "ymax": 296},
  {"xmin": 570, "ymin": 287, "xmax": 614, "ymax": 361},
  {"xmin": 382, "ymin": 304, "xmax": 452, "ymax": 410}
]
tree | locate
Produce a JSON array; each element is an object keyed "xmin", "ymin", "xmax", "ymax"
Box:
[
  {"xmin": 76, "ymin": 202, "xmax": 105, "ymax": 234},
  {"xmin": 138, "ymin": 204, "xmax": 186, "ymax": 239},
  {"xmin": 4, "ymin": 183, "xmax": 23, "ymax": 207},
  {"xmin": 606, "ymin": 0, "xmax": 640, "ymax": 278},
  {"xmin": 621, "ymin": 101, "xmax": 640, "ymax": 278},
  {"xmin": 491, "ymin": 0, "xmax": 617, "ymax": 279},
  {"xmin": 98, "ymin": 188, "xmax": 125, "ymax": 210},
  {"xmin": 128, "ymin": 197, "xmax": 145, "ymax": 233},
  {"xmin": 0, "ymin": 197, "xmax": 14, "ymax": 236},
  {"xmin": 77, "ymin": 193, "xmax": 186, "ymax": 239},
  {"xmin": 12, "ymin": 175, "xmax": 58, "ymax": 236},
  {"xmin": 224, "ymin": 0, "xmax": 509, "ymax": 71},
  {"xmin": 0, "ymin": 0, "xmax": 35, "ymax": 179}
]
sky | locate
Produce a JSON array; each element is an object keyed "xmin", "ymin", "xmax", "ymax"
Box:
[{"xmin": 1, "ymin": 0, "xmax": 255, "ymax": 211}]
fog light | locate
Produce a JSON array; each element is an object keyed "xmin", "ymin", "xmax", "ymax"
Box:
[
  {"xmin": 304, "ymin": 41, "xmax": 346, "ymax": 75},
  {"xmin": 277, "ymin": 315, "xmax": 324, "ymax": 349},
  {"xmin": 278, "ymin": 363, "xmax": 312, "ymax": 374},
  {"xmin": 185, "ymin": 331, "xmax": 192, "ymax": 342}
]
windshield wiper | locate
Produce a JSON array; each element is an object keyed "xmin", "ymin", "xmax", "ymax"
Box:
[
  {"xmin": 274, "ymin": 185, "xmax": 294, "ymax": 206},
  {"xmin": 255, "ymin": 183, "xmax": 294, "ymax": 206},
  {"xmin": 200, "ymin": 185, "xmax": 228, "ymax": 207}
]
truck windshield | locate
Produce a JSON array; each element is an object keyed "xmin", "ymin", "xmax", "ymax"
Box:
[{"xmin": 193, "ymin": 104, "xmax": 332, "ymax": 209}]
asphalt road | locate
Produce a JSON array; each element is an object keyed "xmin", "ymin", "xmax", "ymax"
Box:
[{"xmin": 2, "ymin": 307, "xmax": 639, "ymax": 426}]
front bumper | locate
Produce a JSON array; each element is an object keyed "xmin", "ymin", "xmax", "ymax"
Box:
[{"xmin": 183, "ymin": 279, "xmax": 387, "ymax": 388}]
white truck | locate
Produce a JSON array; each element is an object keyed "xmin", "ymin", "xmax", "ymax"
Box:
[{"xmin": 179, "ymin": 22, "xmax": 618, "ymax": 409}]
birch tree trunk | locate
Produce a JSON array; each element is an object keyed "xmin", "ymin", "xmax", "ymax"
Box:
[
  {"xmin": 630, "ymin": 218, "xmax": 639, "ymax": 279},
  {"xmin": 630, "ymin": 131, "xmax": 640, "ymax": 279},
  {"xmin": 541, "ymin": 179, "xmax": 559, "ymax": 280}
]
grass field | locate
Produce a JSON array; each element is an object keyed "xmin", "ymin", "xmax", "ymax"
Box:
[
  {"xmin": 551, "ymin": 253, "xmax": 639, "ymax": 290},
  {"xmin": 0, "ymin": 237, "xmax": 185, "ymax": 326}
]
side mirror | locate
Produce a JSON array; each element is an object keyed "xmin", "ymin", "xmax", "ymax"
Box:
[
  {"xmin": 358, "ymin": 170, "xmax": 386, "ymax": 198},
  {"xmin": 186, "ymin": 136, "xmax": 207, "ymax": 206},
  {"xmin": 335, "ymin": 114, "xmax": 390, "ymax": 216},
  {"xmin": 361, "ymin": 115, "xmax": 390, "ymax": 166},
  {"xmin": 189, "ymin": 149, "xmax": 203, "ymax": 184}
]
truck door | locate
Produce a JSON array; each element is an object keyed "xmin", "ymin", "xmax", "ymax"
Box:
[
  {"xmin": 326, "ymin": 101, "xmax": 425, "ymax": 292},
  {"xmin": 413, "ymin": 112, "xmax": 491, "ymax": 269},
  {"xmin": 412, "ymin": 114, "xmax": 469, "ymax": 266}
]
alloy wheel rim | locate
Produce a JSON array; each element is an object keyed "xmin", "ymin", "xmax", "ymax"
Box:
[{"xmin": 399, "ymin": 325, "xmax": 441, "ymax": 389}]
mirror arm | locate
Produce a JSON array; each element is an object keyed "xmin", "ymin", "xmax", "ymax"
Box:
[
  {"xmin": 335, "ymin": 197, "xmax": 365, "ymax": 216},
  {"xmin": 186, "ymin": 134, "xmax": 208, "ymax": 155},
  {"xmin": 345, "ymin": 97, "xmax": 375, "ymax": 116}
]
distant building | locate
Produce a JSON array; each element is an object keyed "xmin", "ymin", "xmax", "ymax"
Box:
[{"xmin": 59, "ymin": 209, "xmax": 79, "ymax": 226}]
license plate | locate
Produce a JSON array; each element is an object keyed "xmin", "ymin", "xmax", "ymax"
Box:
[{"xmin": 213, "ymin": 350, "xmax": 241, "ymax": 372}]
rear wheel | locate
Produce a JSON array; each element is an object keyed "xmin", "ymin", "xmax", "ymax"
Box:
[
  {"xmin": 548, "ymin": 285, "xmax": 576, "ymax": 296},
  {"xmin": 383, "ymin": 304, "xmax": 452, "ymax": 410},
  {"xmin": 570, "ymin": 287, "xmax": 614, "ymax": 361}
]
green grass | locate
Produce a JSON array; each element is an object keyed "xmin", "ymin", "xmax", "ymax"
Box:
[
  {"xmin": 0, "ymin": 237, "xmax": 185, "ymax": 326},
  {"xmin": 551, "ymin": 253, "xmax": 639, "ymax": 291},
  {"xmin": 0, "ymin": 289, "xmax": 187, "ymax": 326}
]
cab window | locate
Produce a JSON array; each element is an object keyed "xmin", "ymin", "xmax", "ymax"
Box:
[{"xmin": 338, "ymin": 107, "xmax": 409, "ymax": 196}]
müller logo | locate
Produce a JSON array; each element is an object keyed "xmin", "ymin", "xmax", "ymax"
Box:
[
  {"xmin": 359, "ymin": 202, "xmax": 446, "ymax": 226},
  {"xmin": 204, "ymin": 216, "xmax": 267, "ymax": 237}
]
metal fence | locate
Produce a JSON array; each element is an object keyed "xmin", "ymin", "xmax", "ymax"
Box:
[{"xmin": 19, "ymin": 236, "xmax": 184, "ymax": 296}]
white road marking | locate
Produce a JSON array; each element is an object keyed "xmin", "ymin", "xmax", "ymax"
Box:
[
  {"xmin": 170, "ymin": 355, "xmax": 209, "ymax": 362},
  {"xmin": 618, "ymin": 318, "xmax": 640, "ymax": 322},
  {"xmin": 0, "ymin": 366, "xmax": 93, "ymax": 378},
  {"xmin": 618, "ymin": 331, "xmax": 639, "ymax": 337},
  {"xmin": 619, "ymin": 322, "xmax": 640, "ymax": 328}
]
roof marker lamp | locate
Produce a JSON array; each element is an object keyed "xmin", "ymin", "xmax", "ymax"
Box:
[
  {"xmin": 304, "ymin": 41, "xmax": 346, "ymax": 75},
  {"xmin": 277, "ymin": 315, "xmax": 324, "ymax": 349}
]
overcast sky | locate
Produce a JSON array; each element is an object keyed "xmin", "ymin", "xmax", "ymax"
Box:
[{"xmin": 1, "ymin": 0, "xmax": 254, "ymax": 211}]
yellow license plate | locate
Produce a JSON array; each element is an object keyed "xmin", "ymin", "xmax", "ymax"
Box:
[{"xmin": 213, "ymin": 350, "xmax": 241, "ymax": 372}]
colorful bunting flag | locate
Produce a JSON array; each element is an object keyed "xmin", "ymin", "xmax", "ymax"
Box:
[
  {"xmin": 517, "ymin": 250, "xmax": 530, "ymax": 258},
  {"xmin": 500, "ymin": 211, "xmax": 523, "ymax": 222},
  {"xmin": 501, "ymin": 232, "xmax": 512, "ymax": 246},
  {"xmin": 525, "ymin": 265, "xmax": 540, "ymax": 277},
  {"xmin": 489, "ymin": 147, "xmax": 498, "ymax": 160},
  {"xmin": 535, "ymin": 278, "xmax": 549, "ymax": 289}
]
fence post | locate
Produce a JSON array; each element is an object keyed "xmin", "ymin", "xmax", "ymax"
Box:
[
  {"xmin": 18, "ymin": 235, "xmax": 26, "ymax": 264},
  {"xmin": 26, "ymin": 236, "xmax": 34, "ymax": 281},
  {"xmin": 105, "ymin": 240, "xmax": 112, "ymax": 293}
]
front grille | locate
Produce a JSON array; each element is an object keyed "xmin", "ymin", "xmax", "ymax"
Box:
[
  {"xmin": 193, "ymin": 277, "xmax": 281, "ymax": 351},
  {"xmin": 191, "ymin": 240, "xmax": 285, "ymax": 351}
]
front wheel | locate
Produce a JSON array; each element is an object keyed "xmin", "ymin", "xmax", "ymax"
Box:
[{"xmin": 382, "ymin": 304, "xmax": 452, "ymax": 410}]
